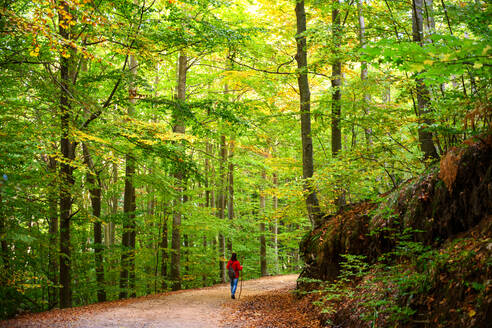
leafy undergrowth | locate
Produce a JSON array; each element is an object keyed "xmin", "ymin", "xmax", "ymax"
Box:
[
  {"xmin": 306, "ymin": 216, "xmax": 491, "ymax": 328},
  {"xmin": 298, "ymin": 136, "xmax": 492, "ymax": 327},
  {"xmin": 301, "ymin": 135, "xmax": 492, "ymax": 285},
  {"xmin": 223, "ymin": 287, "xmax": 321, "ymax": 328}
]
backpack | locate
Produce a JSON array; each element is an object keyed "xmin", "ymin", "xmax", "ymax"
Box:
[{"xmin": 228, "ymin": 262, "xmax": 236, "ymax": 280}]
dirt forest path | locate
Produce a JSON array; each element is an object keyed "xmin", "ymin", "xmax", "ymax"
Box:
[{"xmin": 1, "ymin": 274, "xmax": 299, "ymax": 328}]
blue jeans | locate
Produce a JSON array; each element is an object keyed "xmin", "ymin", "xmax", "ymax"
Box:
[{"xmin": 230, "ymin": 278, "xmax": 238, "ymax": 296}]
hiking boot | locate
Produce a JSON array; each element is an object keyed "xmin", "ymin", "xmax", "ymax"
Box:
[{"xmin": 231, "ymin": 294, "xmax": 235, "ymax": 299}]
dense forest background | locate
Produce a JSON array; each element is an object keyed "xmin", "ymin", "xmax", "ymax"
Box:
[{"xmin": 0, "ymin": 0, "xmax": 490, "ymax": 320}]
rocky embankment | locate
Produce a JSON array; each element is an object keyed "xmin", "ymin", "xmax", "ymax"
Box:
[{"xmin": 299, "ymin": 136, "xmax": 492, "ymax": 327}]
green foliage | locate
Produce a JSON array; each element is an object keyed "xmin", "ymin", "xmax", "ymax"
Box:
[{"xmin": 0, "ymin": 0, "xmax": 490, "ymax": 321}]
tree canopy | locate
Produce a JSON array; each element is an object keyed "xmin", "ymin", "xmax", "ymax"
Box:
[{"xmin": 0, "ymin": 0, "xmax": 490, "ymax": 319}]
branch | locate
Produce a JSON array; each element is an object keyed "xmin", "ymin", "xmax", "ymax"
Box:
[
  {"xmin": 227, "ymin": 56, "xmax": 328, "ymax": 77},
  {"xmin": 68, "ymin": 209, "xmax": 80, "ymax": 221},
  {"xmin": 80, "ymin": 54, "xmax": 129, "ymax": 129},
  {"xmin": 383, "ymin": 0, "xmax": 411, "ymax": 41},
  {"xmin": 227, "ymin": 56, "xmax": 293, "ymax": 75},
  {"xmin": 341, "ymin": 0, "xmax": 356, "ymax": 27}
]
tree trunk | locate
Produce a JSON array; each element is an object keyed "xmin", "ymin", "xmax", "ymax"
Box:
[
  {"xmin": 0, "ymin": 188, "xmax": 9, "ymax": 287},
  {"xmin": 260, "ymin": 171, "xmax": 267, "ymax": 276},
  {"xmin": 47, "ymin": 156, "xmax": 58, "ymax": 308},
  {"xmin": 183, "ymin": 191, "xmax": 190, "ymax": 279},
  {"xmin": 120, "ymin": 51, "xmax": 138, "ymax": 299},
  {"xmin": 203, "ymin": 140, "xmax": 212, "ymax": 285},
  {"xmin": 227, "ymin": 140, "xmax": 234, "ymax": 254},
  {"xmin": 294, "ymin": 0, "xmax": 323, "ymax": 228},
  {"xmin": 145, "ymin": 180, "xmax": 155, "ymax": 294},
  {"xmin": 209, "ymin": 141, "xmax": 218, "ymax": 283},
  {"xmin": 331, "ymin": 0, "xmax": 342, "ymax": 157},
  {"xmin": 217, "ymin": 135, "xmax": 227, "ymax": 283},
  {"xmin": 272, "ymin": 172, "xmax": 279, "ymax": 274},
  {"xmin": 183, "ymin": 233, "xmax": 189, "ymax": 278},
  {"xmin": 331, "ymin": 0, "xmax": 346, "ymax": 207},
  {"xmin": 160, "ymin": 205, "xmax": 169, "ymax": 291},
  {"xmin": 82, "ymin": 144, "xmax": 106, "ymax": 302},
  {"xmin": 412, "ymin": 0, "xmax": 439, "ymax": 160},
  {"xmin": 171, "ymin": 177, "xmax": 182, "ymax": 291},
  {"xmin": 105, "ymin": 156, "xmax": 117, "ymax": 247},
  {"xmin": 58, "ymin": 1, "xmax": 75, "ymax": 308},
  {"xmin": 357, "ymin": 0, "xmax": 372, "ymax": 145},
  {"xmin": 170, "ymin": 53, "xmax": 187, "ymax": 291}
]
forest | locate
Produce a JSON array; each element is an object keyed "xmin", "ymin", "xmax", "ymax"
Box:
[{"xmin": 0, "ymin": 0, "xmax": 490, "ymax": 326}]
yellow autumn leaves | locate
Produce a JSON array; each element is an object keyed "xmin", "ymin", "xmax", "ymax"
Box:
[{"xmin": 29, "ymin": 46, "xmax": 40, "ymax": 57}]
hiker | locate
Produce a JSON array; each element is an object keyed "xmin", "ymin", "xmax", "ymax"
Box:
[{"xmin": 226, "ymin": 252, "xmax": 243, "ymax": 299}]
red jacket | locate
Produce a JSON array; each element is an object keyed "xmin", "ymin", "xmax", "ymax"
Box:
[{"xmin": 226, "ymin": 260, "xmax": 243, "ymax": 279}]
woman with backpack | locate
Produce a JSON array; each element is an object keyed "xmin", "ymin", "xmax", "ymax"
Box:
[{"xmin": 226, "ymin": 253, "xmax": 243, "ymax": 299}]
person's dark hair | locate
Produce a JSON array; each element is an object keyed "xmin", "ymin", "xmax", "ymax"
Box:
[{"xmin": 230, "ymin": 253, "xmax": 237, "ymax": 262}]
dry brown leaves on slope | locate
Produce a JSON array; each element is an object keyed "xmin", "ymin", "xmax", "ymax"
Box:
[{"xmin": 222, "ymin": 286, "xmax": 321, "ymax": 328}]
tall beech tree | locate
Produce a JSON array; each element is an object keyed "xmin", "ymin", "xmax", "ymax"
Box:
[
  {"xmin": 227, "ymin": 140, "xmax": 235, "ymax": 254},
  {"xmin": 44, "ymin": 154, "xmax": 58, "ymax": 309},
  {"xmin": 58, "ymin": 0, "xmax": 75, "ymax": 308},
  {"xmin": 331, "ymin": 0, "xmax": 342, "ymax": 157},
  {"xmin": 0, "ymin": 183, "xmax": 8, "ymax": 283},
  {"xmin": 217, "ymin": 135, "xmax": 227, "ymax": 283},
  {"xmin": 272, "ymin": 172, "xmax": 279, "ymax": 273},
  {"xmin": 294, "ymin": 0, "xmax": 323, "ymax": 228},
  {"xmin": 120, "ymin": 50, "xmax": 138, "ymax": 300},
  {"xmin": 82, "ymin": 144, "xmax": 106, "ymax": 302},
  {"xmin": 357, "ymin": 0, "xmax": 372, "ymax": 145},
  {"xmin": 412, "ymin": 0, "xmax": 439, "ymax": 160},
  {"xmin": 259, "ymin": 170, "xmax": 267, "ymax": 276},
  {"xmin": 170, "ymin": 53, "xmax": 188, "ymax": 291},
  {"xmin": 160, "ymin": 204, "xmax": 169, "ymax": 291}
]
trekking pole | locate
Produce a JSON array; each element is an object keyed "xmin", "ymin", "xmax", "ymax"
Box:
[{"xmin": 238, "ymin": 270, "xmax": 243, "ymax": 300}]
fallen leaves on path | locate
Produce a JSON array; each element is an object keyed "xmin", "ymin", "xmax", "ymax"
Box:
[
  {"xmin": 0, "ymin": 288, "xmax": 194, "ymax": 328},
  {"xmin": 222, "ymin": 286, "xmax": 321, "ymax": 328},
  {"xmin": 2, "ymin": 276, "xmax": 301, "ymax": 328}
]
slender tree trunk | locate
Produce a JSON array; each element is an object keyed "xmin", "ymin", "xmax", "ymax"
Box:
[
  {"xmin": 145, "ymin": 176, "xmax": 155, "ymax": 294},
  {"xmin": 259, "ymin": 171, "xmax": 267, "ymax": 276},
  {"xmin": 331, "ymin": 0, "xmax": 346, "ymax": 207},
  {"xmin": 105, "ymin": 157, "xmax": 117, "ymax": 247},
  {"xmin": 203, "ymin": 140, "xmax": 212, "ymax": 285},
  {"xmin": 183, "ymin": 232, "xmax": 189, "ymax": 278},
  {"xmin": 58, "ymin": 1, "xmax": 75, "ymax": 307},
  {"xmin": 331, "ymin": 0, "xmax": 342, "ymax": 157},
  {"xmin": 120, "ymin": 52, "xmax": 138, "ymax": 299},
  {"xmin": 205, "ymin": 141, "xmax": 212, "ymax": 210},
  {"xmin": 82, "ymin": 144, "xmax": 106, "ymax": 302},
  {"xmin": 47, "ymin": 156, "xmax": 58, "ymax": 308},
  {"xmin": 423, "ymin": 0, "xmax": 435, "ymax": 38},
  {"xmin": 160, "ymin": 205, "xmax": 169, "ymax": 291},
  {"xmin": 357, "ymin": 0, "xmax": 372, "ymax": 145},
  {"xmin": 170, "ymin": 53, "xmax": 187, "ymax": 291},
  {"xmin": 154, "ymin": 206, "xmax": 161, "ymax": 294},
  {"xmin": 272, "ymin": 172, "xmax": 279, "ymax": 274},
  {"xmin": 183, "ymin": 191, "xmax": 190, "ymax": 279},
  {"xmin": 412, "ymin": 0, "xmax": 439, "ymax": 160},
  {"xmin": 217, "ymin": 135, "xmax": 227, "ymax": 283},
  {"xmin": 223, "ymin": 67, "xmax": 234, "ymax": 255},
  {"xmin": 171, "ymin": 188, "xmax": 182, "ymax": 291},
  {"xmin": 227, "ymin": 140, "xmax": 234, "ymax": 254},
  {"xmin": 294, "ymin": 0, "xmax": 323, "ymax": 228},
  {"xmin": 209, "ymin": 142, "xmax": 218, "ymax": 283},
  {"xmin": 0, "ymin": 187, "xmax": 9, "ymax": 287}
]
